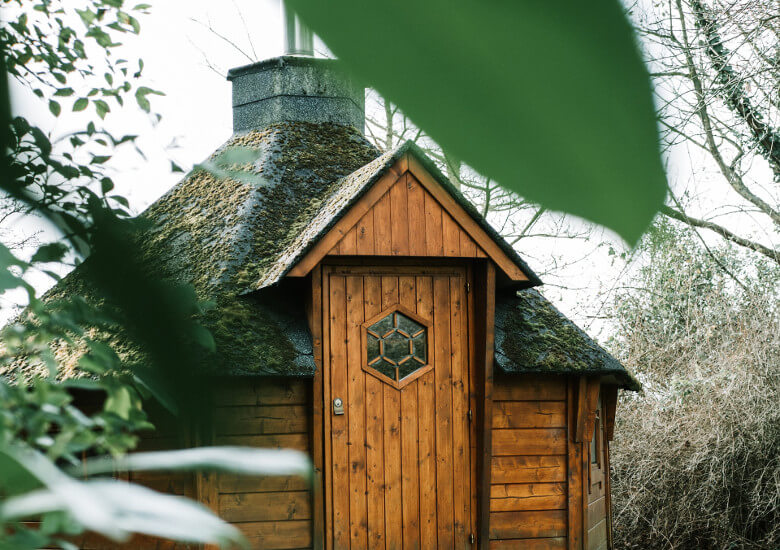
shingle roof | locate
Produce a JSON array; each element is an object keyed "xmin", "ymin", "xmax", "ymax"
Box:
[{"xmin": 494, "ymin": 289, "xmax": 640, "ymax": 390}]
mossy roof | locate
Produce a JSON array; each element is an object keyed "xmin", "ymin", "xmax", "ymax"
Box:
[
  {"xmin": 494, "ymin": 289, "xmax": 640, "ymax": 390},
  {"xmin": 1, "ymin": 122, "xmax": 378, "ymax": 379},
  {"xmin": 3, "ymin": 121, "xmax": 632, "ymax": 385}
]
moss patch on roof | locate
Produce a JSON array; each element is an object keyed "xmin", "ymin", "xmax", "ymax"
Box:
[
  {"xmin": 2, "ymin": 122, "xmax": 374, "ymax": 380},
  {"xmin": 138, "ymin": 121, "xmax": 379, "ymax": 296},
  {"xmin": 494, "ymin": 289, "xmax": 640, "ymax": 390}
]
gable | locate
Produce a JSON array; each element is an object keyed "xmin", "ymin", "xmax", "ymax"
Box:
[
  {"xmin": 286, "ymin": 147, "xmax": 539, "ymax": 284},
  {"xmin": 328, "ymin": 171, "xmax": 487, "ymax": 258}
]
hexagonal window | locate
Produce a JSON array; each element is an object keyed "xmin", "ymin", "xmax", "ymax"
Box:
[{"xmin": 364, "ymin": 306, "xmax": 430, "ymax": 388}]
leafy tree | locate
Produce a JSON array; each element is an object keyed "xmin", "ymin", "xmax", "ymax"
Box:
[{"xmin": 0, "ymin": 2, "xmax": 306, "ymax": 548}]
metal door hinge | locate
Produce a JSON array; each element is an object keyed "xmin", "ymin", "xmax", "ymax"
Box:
[
  {"xmin": 467, "ymin": 409, "xmax": 473, "ymax": 422},
  {"xmin": 465, "ymin": 282, "xmax": 470, "ymax": 293},
  {"xmin": 469, "ymin": 533, "xmax": 476, "ymax": 544}
]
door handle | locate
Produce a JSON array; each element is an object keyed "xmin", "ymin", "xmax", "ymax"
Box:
[{"xmin": 333, "ymin": 397, "xmax": 344, "ymax": 415}]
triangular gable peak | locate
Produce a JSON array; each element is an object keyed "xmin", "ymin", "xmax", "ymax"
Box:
[{"xmin": 287, "ymin": 146, "xmax": 539, "ymax": 284}]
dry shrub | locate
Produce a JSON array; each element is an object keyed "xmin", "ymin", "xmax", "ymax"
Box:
[{"xmin": 608, "ymin": 224, "xmax": 780, "ymax": 549}]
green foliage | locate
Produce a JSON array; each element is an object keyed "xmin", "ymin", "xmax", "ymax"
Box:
[
  {"xmin": 0, "ymin": 446, "xmax": 311, "ymax": 548},
  {"xmin": 288, "ymin": 0, "xmax": 668, "ymax": 244},
  {"xmin": 0, "ymin": 2, "xmax": 310, "ymax": 548}
]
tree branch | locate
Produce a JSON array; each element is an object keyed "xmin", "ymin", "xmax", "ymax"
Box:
[{"xmin": 661, "ymin": 205, "xmax": 779, "ymax": 263}]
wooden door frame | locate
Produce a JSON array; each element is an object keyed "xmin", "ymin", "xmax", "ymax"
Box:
[{"xmin": 310, "ymin": 260, "xmax": 490, "ymax": 549}]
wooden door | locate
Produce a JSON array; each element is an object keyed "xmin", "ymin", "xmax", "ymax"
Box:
[{"xmin": 323, "ymin": 265, "xmax": 475, "ymax": 550}]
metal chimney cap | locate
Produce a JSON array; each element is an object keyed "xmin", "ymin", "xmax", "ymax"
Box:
[{"xmin": 227, "ymin": 56, "xmax": 365, "ymax": 133}]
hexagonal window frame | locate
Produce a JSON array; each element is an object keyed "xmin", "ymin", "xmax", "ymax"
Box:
[{"xmin": 361, "ymin": 304, "xmax": 432, "ymax": 390}]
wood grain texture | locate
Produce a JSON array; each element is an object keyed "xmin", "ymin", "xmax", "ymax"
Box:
[
  {"xmin": 491, "ymin": 456, "xmax": 567, "ymax": 484},
  {"xmin": 490, "ymin": 483, "xmax": 567, "ymax": 512},
  {"xmin": 492, "ymin": 429, "xmax": 568, "ymax": 456},
  {"xmin": 210, "ymin": 379, "xmax": 313, "ymax": 550},
  {"xmin": 488, "ymin": 375, "xmax": 571, "ymax": 547},
  {"xmin": 325, "ymin": 170, "xmax": 488, "ymax": 262},
  {"xmin": 476, "ymin": 261, "xmax": 497, "ymax": 547},
  {"xmin": 489, "ymin": 538, "xmax": 567, "ymax": 550},
  {"xmin": 324, "ymin": 266, "xmax": 472, "ymax": 549},
  {"xmin": 219, "ymin": 491, "xmax": 312, "ymax": 523},
  {"xmin": 493, "ymin": 401, "xmax": 567, "ymax": 429},
  {"xmin": 493, "ymin": 377, "xmax": 567, "ymax": 401},
  {"xmin": 310, "ymin": 265, "xmax": 325, "ymax": 550},
  {"xmin": 568, "ymin": 378, "xmax": 584, "ymax": 550},
  {"xmin": 214, "ymin": 380, "xmax": 308, "ymax": 407},
  {"xmin": 489, "ymin": 510, "xmax": 567, "ymax": 539},
  {"xmin": 237, "ymin": 521, "xmax": 313, "ymax": 550}
]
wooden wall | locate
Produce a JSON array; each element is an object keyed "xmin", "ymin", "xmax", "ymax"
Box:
[
  {"xmin": 489, "ymin": 375, "xmax": 568, "ymax": 549},
  {"xmin": 328, "ymin": 172, "xmax": 487, "ymax": 259},
  {"xmin": 212, "ymin": 379, "xmax": 313, "ymax": 550},
  {"xmin": 67, "ymin": 379, "xmax": 313, "ymax": 550}
]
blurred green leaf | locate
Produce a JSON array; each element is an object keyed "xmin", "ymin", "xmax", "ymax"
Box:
[
  {"xmin": 134, "ymin": 86, "xmax": 163, "ymax": 113},
  {"xmin": 289, "ymin": 0, "xmax": 667, "ymax": 244},
  {"xmin": 0, "ymin": 447, "xmax": 247, "ymax": 548},
  {"xmin": 48, "ymin": 100, "xmax": 61, "ymax": 117},
  {"xmin": 93, "ymin": 99, "xmax": 110, "ymax": 119},
  {"xmin": 31, "ymin": 243, "xmax": 68, "ymax": 264},
  {"xmin": 104, "ymin": 386, "xmax": 132, "ymax": 419},
  {"xmin": 82, "ymin": 446, "xmax": 312, "ymax": 479}
]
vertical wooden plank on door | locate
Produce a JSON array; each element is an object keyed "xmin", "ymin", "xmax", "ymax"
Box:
[
  {"xmin": 416, "ymin": 275, "xmax": 438, "ymax": 548},
  {"xmin": 466, "ymin": 264, "xmax": 479, "ymax": 543},
  {"xmin": 434, "ymin": 275, "xmax": 455, "ymax": 548},
  {"xmin": 400, "ymin": 276, "xmax": 421, "ymax": 550},
  {"xmin": 322, "ymin": 268, "xmax": 333, "ymax": 550},
  {"xmin": 346, "ymin": 276, "xmax": 367, "ymax": 548},
  {"xmin": 363, "ymin": 275, "xmax": 385, "ymax": 549},
  {"xmin": 329, "ymin": 274, "xmax": 350, "ymax": 550},
  {"xmin": 310, "ymin": 266, "xmax": 325, "ymax": 550},
  {"xmin": 390, "ymin": 177, "xmax": 410, "ymax": 255},
  {"xmin": 382, "ymin": 276, "xmax": 403, "ymax": 550},
  {"xmin": 449, "ymin": 272, "xmax": 468, "ymax": 549},
  {"xmin": 407, "ymin": 174, "xmax": 426, "ymax": 256}
]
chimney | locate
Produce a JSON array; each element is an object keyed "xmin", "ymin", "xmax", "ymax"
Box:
[{"xmin": 226, "ymin": 56, "xmax": 365, "ymax": 133}]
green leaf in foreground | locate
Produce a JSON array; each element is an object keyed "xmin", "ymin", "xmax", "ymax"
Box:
[{"xmin": 289, "ymin": 0, "xmax": 667, "ymax": 244}]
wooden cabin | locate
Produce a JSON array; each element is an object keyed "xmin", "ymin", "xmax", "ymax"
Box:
[{"xmin": 8, "ymin": 56, "xmax": 639, "ymax": 549}]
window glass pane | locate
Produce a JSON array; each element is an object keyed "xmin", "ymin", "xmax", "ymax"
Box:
[
  {"xmin": 369, "ymin": 358, "xmax": 396, "ymax": 380},
  {"xmin": 367, "ymin": 333, "xmax": 381, "ymax": 363},
  {"xmin": 397, "ymin": 314, "xmax": 423, "ymax": 337},
  {"xmin": 366, "ymin": 310, "xmax": 429, "ymax": 384},
  {"xmin": 383, "ymin": 331, "xmax": 411, "ymax": 364},
  {"xmin": 370, "ymin": 314, "xmax": 394, "ymax": 337},
  {"xmin": 412, "ymin": 333, "xmax": 427, "ymax": 363}
]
